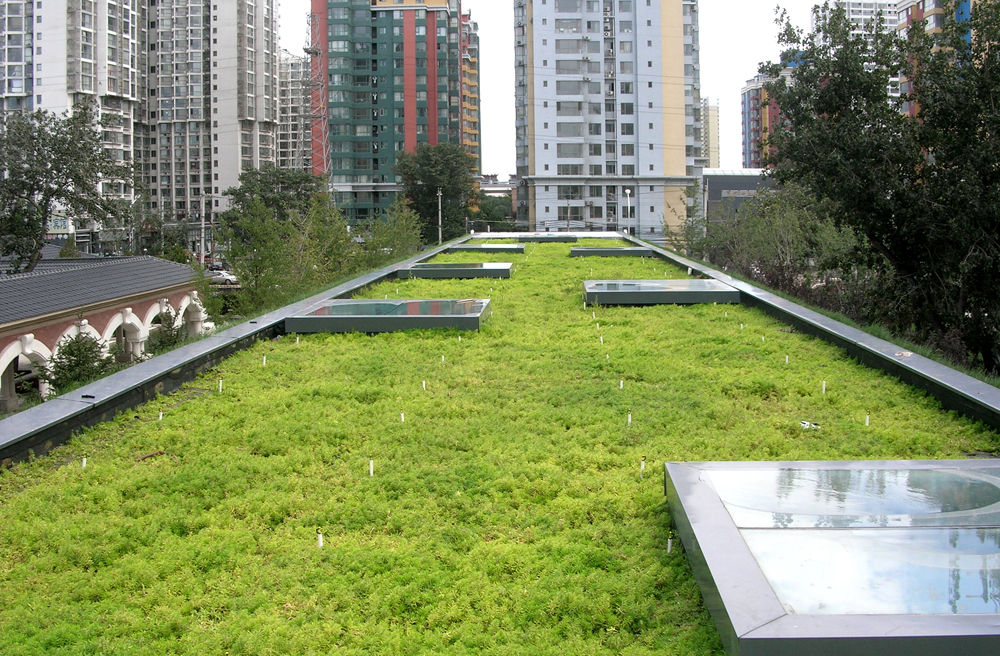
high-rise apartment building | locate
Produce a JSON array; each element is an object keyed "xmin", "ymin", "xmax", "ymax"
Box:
[
  {"xmin": 0, "ymin": 0, "xmax": 144, "ymax": 251},
  {"xmin": 0, "ymin": 1, "xmax": 278, "ymax": 256},
  {"xmin": 312, "ymin": 0, "xmax": 480, "ymax": 223},
  {"xmin": 278, "ymin": 51, "xmax": 313, "ymax": 171},
  {"xmin": 701, "ymin": 98, "xmax": 719, "ymax": 169},
  {"xmin": 514, "ymin": 0, "xmax": 704, "ymax": 240},
  {"xmin": 146, "ymin": 0, "xmax": 278, "ymax": 257},
  {"xmin": 459, "ymin": 10, "xmax": 480, "ymax": 170},
  {"xmin": 816, "ymin": 1, "xmax": 899, "ymax": 96},
  {"xmin": 740, "ymin": 73, "xmax": 779, "ymax": 169}
]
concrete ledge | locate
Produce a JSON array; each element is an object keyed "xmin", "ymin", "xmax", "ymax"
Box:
[
  {"xmin": 0, "ymin": 240, "xmax": 459, "ymax": 464},
  {"xmin": 626, "ymin": 234, "xmax": 1000, "ymax": 431}
]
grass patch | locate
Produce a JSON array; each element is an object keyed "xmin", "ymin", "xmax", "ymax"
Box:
[{"xmin": 0, "ymin": 240, "xmax": 996, "ymax": 655}]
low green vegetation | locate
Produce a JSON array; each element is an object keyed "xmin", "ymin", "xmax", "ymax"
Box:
[{"xmin": 1, "ymin": 240, "xmax": 996, "ymax": 655}]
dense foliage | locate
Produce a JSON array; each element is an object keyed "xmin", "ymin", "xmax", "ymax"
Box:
[
  {"xmin": 40, "ymin": 332, "xmax": 119, "ymax": 396},
  {"xmin": 394, "ymin": 143, "xmax": 476, "ymax": 243},
  {"xmin": 1, "ymin": 241, "xmax": 995, "ymax": 654},
  {"xmin": 0, "ymin": 102, "xmax": 132, "ymax": 272},
  {"xmin": 219, "ymin": 175, "xmax": 422, "ymax": 314},
  {"xmin": 763, "ymin": 1, "xmax": 1000, "ymax": 371}
]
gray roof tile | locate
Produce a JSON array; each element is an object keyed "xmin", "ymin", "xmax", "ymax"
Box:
[{"xmin": 0, "ymin": 256, "xmax": 197, "ymax": 325}]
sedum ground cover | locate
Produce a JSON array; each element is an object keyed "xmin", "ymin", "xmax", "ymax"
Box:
[{"xmin": 0, "ymin": 240, "xmax": 996, "ymax": 655}]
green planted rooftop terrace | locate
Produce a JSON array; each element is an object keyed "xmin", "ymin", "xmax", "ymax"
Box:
[{"xmin": 0, "ymin": 239, "xmax": 997, "ymax": 655}]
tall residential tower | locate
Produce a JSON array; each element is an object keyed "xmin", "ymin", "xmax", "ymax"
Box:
[
  {"xmin": 312, "ymin": 0, "xmax": 480, "ymax": 223},
  {"xmin": 514, "ymin": 0, "xmax": 704, "ymax": 241}
]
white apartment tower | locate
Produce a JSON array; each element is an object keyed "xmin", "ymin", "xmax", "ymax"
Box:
[
  {"xmin": 514, "ymin": 0, "xmax": 704, "ymax": 240},
  {"xmin": 1, "ymin": 0, "xmax": 144, "ymax": 250},
  {"xmin": 277, "ymin": 50, "xmax": 312, "ymax": 172},
  {"xmin": 147, "ymin": 0, "xmax": 278, "ymax": 257},
  {"xmin": 815, "ymin": 1, "xmax": 899, "ymax": 95},
  {"xmin": 0, "ymin": 1, "xmax": 278, "ymax": 255}
]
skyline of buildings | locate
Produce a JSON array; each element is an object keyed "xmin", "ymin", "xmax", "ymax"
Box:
[{"xmin": 513, "ymin": 0, "xmax": 705, "ymax": 240}]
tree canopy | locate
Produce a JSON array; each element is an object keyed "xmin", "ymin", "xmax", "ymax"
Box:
[
  {"xmin": 222, "ymin": 164, "xmax": 325, "ymax": 223},
  {"xmin": 0, "ymin": 102, "xmax": 133, "ymax": 273},
  {"xmin": 394, "ymin": 143, "xmax": 476, "ymax": 243},
  {"xmin": 763, "ymin": 1, "xmax": 1000, "ymax": 371}
]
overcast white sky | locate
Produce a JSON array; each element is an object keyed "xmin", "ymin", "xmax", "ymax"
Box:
[{"xmin": 276, "ymin": 0, "xmax": 819, "ymax": 178}]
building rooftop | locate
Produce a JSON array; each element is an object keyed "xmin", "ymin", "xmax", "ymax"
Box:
[
  {"xmin": 0, "ymin": 256, "xmax": 196, "ymax": 325},
  {"xmin": 0, "ymin": 239, "xmax": 995, "ymax": 654}
]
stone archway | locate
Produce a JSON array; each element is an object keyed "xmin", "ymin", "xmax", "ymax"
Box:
[
  {"xmin": 0, "ymin": 335, "xmax": 53, "ymax": 411},
  {"xmin": 177, "ymin": 292, "xmax": 208, "ymax": 338},
  {"xmin": 101, "ymin": 308, "xmax": 149, "ymax": 362}
]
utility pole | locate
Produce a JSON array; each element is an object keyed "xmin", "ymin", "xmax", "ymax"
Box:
[
  {"xmin": 437, "ymin": 188, "xmax": 443, "ymax": 245},
  {"xmin": 624, "ymin": 187, "xmax": 632, "ymax": 236}
]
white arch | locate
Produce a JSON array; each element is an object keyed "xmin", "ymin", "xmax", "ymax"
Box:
[
  {"xmin": 102, "ymin": 307, "xmax": 149, "ymax": 344},
  {"xmin": 177, "ymin": 292, "xmax": 208, "ymax": 337},
  {"xmin": 142, "ymin": 297, "xmax": 174, "ymax": 332},
  {"xmin": 0, "ymin": 334, "xmax": 53, "ymax": 401},
  {"xmin": 53, "ymin": 320, "xmax": 104, "ymax": 358}
]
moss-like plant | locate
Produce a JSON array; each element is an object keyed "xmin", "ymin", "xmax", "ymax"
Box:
[{"xmin": 0, "ymin": 240, "xmax": 995, "ymax": 655}]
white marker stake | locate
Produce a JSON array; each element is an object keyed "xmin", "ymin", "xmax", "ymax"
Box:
[
  {"xmin": 317, "ymin": 530, "xmax": 323, "ymax": 548},
  {"xmin": 687, "ymin": 267, "xmax": 692, "ymax": 275},
  {"xmin": 761, "ymin": 336, "xmax": 765, "ymax": 343},
  {"xmin": 596, "ymin": 322, "xmax": 600, "ymax": 330},
  {"xmin": 627, "ymin": 412, "xmax": 632, "ymax": 427},
  {"xmin": 667, "ymin": 532, "xmax": 674, "ymax": 553},
  {"xmin": 740, "ymin": 323, "xmax": 744, "ymax": 330},
  {"xmin": 422, "ymin": 380, "xmax": 426, "ymax": 391},
  {"xmin": 441, "ymin": 355, "xmax": 445, "ymax": 362},
  {"xmin": 262, "ymin": 355, "xmax": 267, "ymax": 367},
  {"xmin": 218, "ymin": 379, "xmax": 223, "ymax": 394},
  {"xmin": 640, "ymin": 458, "xmax": 646, "ymax": 479},
  {"xmin": 369, "ymin": 459, "xmax": 374, "ymax": 477},
  {"xmin": 159, "ymin": 411, "xmax": 163, "ymax": 421},
  {"xmin": 600, "ymin": 336, "xmax": 604, "ymax": 345},
  {"xmin": 400, "ymin": 412, "xmax": 405, "ymax": 423},
  {"xmin": 606, "ymin": 353, "xmax": 610, "ymax": 360},
  {"xmin": 82, "ymin": 456, "xmax": 87, "ymax": 469},
  {"xmin": 296, "ymin": 336, "xmax": 300, "ymax": 344},
  {"xmin": 592, "ymin": 312, "xmax": 596, "ymax": 320},
  {"xmin": 725, "ymin": 311, "xmax": 728, "ymax": 317},
  {"xmin": 865, "ymin": 413, "xmax": 870, "ymax": 427},
  {"xmin": 785, "ymin": 355, "xmax": 789, "ymax": 365},
  {"xmin": 822, "ymin": 381, "xmax": 827, "ymax": 395},
  {"xmin": 620, "ymin": 380, "xmax": 624, "ymax": 390}
]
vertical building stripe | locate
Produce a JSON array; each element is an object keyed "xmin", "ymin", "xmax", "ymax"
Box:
[
  {"xmin": 427, "ymin": 11, "xmax": 439, "ymax": 145},
  {"xmin": 310, "ymin": 0, "xmax": 328, "ymax": 176},
  {"xmin": 404, "ymin": 10, "xmax": 418, "ymax": 152}
]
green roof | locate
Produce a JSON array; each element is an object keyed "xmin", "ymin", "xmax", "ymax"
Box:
[{"xmin": 0, "ymin": 239, "xmax": 995, "ymax": 654}]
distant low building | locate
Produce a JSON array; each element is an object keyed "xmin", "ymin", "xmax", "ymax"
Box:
[
  {"xmin": 0, "ymin": 249, "xmax": 207, "ymax": 411},
  {"xmin": 700, "ymin": 168, "xmax": 772, "ymax": 224}
]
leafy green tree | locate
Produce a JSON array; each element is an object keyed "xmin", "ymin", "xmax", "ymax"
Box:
[
  {"xmin": 220, "ymin": 198, "xmax": 292, "ymax": 312},
  {"xmin": 41, "ymin": 332, "xmax": 119, "ymax": 396},
  {"xmin": 764, "ymin": 1, "xmax": 1000, "ymax": 371},
  {"xmin": 0, "ymin": 102, "xmax": 132, "ymax": 272},
  {"xmin": 361, "ymin": 198, "xmax": 423, "ymax": 268},
  {"xmin": 286, "ymin": 194, "xmax": 358, "ymax": 286},
  {"xmin": 394, "ymin": 143, "xmax": 475, "ymax": 243},
  {"xmin": 58, "ymin": 236, "xmax": 82, "ymax": 258},
  {"xmin": 470, "ymin": 192, "xmax": 516, "ymax": 232},
  {"xmin": 223, "ymin": 164, "xmax": 324, "ymax": 222}
]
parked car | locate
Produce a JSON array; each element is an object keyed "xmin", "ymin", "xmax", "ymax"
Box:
[{"xmin": 209, "ymin": 270, "xmax": 238, "ymax": 285}]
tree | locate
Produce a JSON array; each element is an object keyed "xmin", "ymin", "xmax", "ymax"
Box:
[
  {"xmin": 360, "ymin": 198, "xmax": 423, "ymax": 268},
  {"xmin": 764, "ymin": 1, "xmax": 1000, "ymax": 371},
  {"xmin": 58, "ymin": 236, "xmax": 82, "ymax": 258},
  {"xmin": 223, "ymin": 164, "xmax": 324, "ymax": 223},
  {"xmin": 0, "ymin": 102, "xmax": 132, "ymax": 272},
  {"xmin": 470, "ymin": 192, "xmax": 516, "ymax": 232},
  {"xmin": 394, "ymin": 143, "xmax": 475, "ymax": 243},
  {"xmin": 220, "ymin": 198, "xmax": 292, "ymax": 312},
  {"xmin": 41, "ymin": 332, "xmax": 119, "ymax": 397}
]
